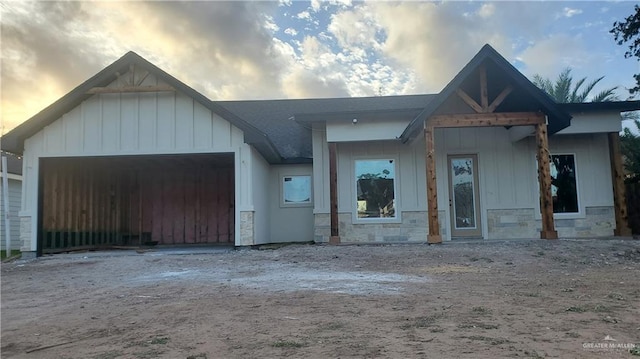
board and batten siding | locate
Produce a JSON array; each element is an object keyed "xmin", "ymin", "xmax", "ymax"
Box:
[
  {"xmin": 314, "ymin": 123, "xmax": 614, "ymax": 240},
  {"xmin": 1, "ymin": 178, "xmax": 22, "ymax": 250},
  {"xmin": 20, "ymin": 72, "xmax": 258, "ymax": 251},
  {"xmin": 251, "ymin": 147, "xmax": 271, "ymax": 245}
]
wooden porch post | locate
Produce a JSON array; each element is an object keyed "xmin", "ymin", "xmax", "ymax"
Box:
[
  {"xmin": 425, "ymin": 124, "xmax": 442, "ymax": 244},
  {"xmin": 535, "ymin": 122, "xmax": 558, "ymax": 239},
  {"xmin": 328, "ymin": 142, "xmax": 340, "ymax": 244},
  {"xmin": 608, "ymin": 132, "xmax": 632, "ymax": 236}
]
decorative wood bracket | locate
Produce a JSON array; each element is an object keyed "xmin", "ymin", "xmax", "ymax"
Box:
[
  {"xmin": 455, "ymin": 65, "xmax": 513, "ymax": 114},
  {"xmin": 86, "ymin": 63, "xmax": 175, "ymax": 94}
]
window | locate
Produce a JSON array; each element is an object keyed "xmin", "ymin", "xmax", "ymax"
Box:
[
  {"xmin": 550, "ymin": 154, "xmax": 578, "ymax": 213},
  {"xmin": 355, "ymin": 159, "xmax": 396, "ymax": 218},
  {"xmin": 282, "ymin": 175, "xmax": 311, "ymax": 206}
]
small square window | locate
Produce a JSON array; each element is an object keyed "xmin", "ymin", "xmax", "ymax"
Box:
[{"xmin": 282, "ymin": 175, "xmax": 312, "ymax": 206}]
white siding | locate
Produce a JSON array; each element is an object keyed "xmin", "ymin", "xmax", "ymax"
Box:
[
  {"xmin": 1, "ymin": 178, "xmax": 22, "ymax": 250},
  {"xmin": 327, "ymin": 118, "xmax": 408, "ymax": 142},
  {"xmin": 558, "ymin": 112, "xmax": 622, "ymax": 135},
  {"xmin": 337, "ymin": 140, "xmax": 427, "ymax": 214},
  {"xmin": 20, "ymin": 72, "xmax": 255, "ymax": 250},
  {"xmin": 251, "ymin": 147, "xmax": 271, "ymax": 245},
  {"xmin": 312, "ymin": 124, "xmax": 330, "ymax": 214},
  {"xmin": 318, "ymin": 125, "xmax": 614, "ymax": 240},
  {"xmin": 547, "ymin": 133, "xmax": 613, "ymax": 210}
]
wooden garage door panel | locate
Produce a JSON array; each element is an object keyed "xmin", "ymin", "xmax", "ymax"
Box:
[{"xmin": 40, "ymin": 155, "xmax": 235, "ymax": 252}]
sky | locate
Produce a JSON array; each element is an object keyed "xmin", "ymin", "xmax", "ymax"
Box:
[{"xmin": 1, "ymin": 0, "xmax": 639, "ymax": 133}]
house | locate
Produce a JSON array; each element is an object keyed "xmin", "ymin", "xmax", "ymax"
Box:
[
  {"xmin": 2, "ymin": 44, "xmax": 638, "ymax": 257},
  {"xmin": 0, "ymin": 151, "xmax": 23, "ymax": 251}
]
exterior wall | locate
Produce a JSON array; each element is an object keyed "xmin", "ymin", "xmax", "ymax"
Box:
[
  {"xmin": 558, "ymin": 112, "xmax": 622, "ymax": 135},
  {"xmin": 0, "ymin": 177, "xmax": 22, "ymax": 250},
  {"xmin": 327, "ymin": 118, "xmax": 409, "ymax": 142},
  {"xmin": 313, "ymin": 213, "xmax": 330, "ymax": 243},
  {"xmin": 313, "ymin": 123, "xmax": 616, "ymax": 242},
  {"xmin": 239, "ymin": 211, "xmax": 254, "ymax": 246},
  {"xmin": 269, "ymin": 164, "xmax": 314, "ymax": 243},
  {"xmin": 487, "ymin": 207, "xmax": 615, "ymax": 239},
  {"xmin": 312, "ymin": 124, "xmax": 330, "ymax": 215},
  {"xmin": 20, "ymin": 71, "xmax": 256, "ymax": 251},
  {"xmin": 251, "ymin": 148, "xmax": 271, "ymax": 245}
]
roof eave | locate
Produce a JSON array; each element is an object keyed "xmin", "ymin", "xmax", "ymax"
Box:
[
  {"xmin": 558, "ymin": 101, "xmax": 640, "ymax": 113},
  {"xmin": 399, "ymin": 44, "xmax": 572, "ymax": 143},
  {"xmin": 1, "ymin": 52, "xmax": 283, "ymax": 162}
]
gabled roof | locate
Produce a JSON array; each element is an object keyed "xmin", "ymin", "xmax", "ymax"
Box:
[
  {"xmin": 400, "ymin": 44, "xmax": 573, "ymax": 143},
  {"xmin": 220, "ymin": 94, "xmax": 434, "ymax": 160},
  {"xmin": 1, "ymin": 52, "xmax": 282, "ymax": 163}
]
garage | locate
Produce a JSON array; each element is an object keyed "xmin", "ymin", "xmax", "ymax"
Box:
[{"xmin": 39, "ymin": 153, "xmax": 234, "ymax": 254}]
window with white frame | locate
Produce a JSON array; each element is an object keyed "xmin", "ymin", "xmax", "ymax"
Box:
[
  {"xmin": 550, "ymin": 154, "xmax": 578, "ymax": 213},
  {"xmin": 355, "ymin": 159, "xmax": 396, "ymax": 218},
  {"xmin": 282, "ymin": 175, "xmax": 312, "ymax": 206}
]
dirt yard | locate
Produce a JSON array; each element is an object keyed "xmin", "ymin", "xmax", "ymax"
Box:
[{"xmin": 1, "ymin": 238, "xmax": 639, "ymax": 358}]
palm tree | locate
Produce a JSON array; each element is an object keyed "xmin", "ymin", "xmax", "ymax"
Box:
[{"xmin": 532, "ymin": 68, "xmax": 618, "ymax": 103}]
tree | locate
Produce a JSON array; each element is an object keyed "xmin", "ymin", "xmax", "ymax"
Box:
[
  {"xmin": 621, "ymin": 119, "xmax": 640, "ymax": 183},
  {"xmin": 532, "ymin": 68, "xmax": 618, "ymax": 103},
  {"xmin": 611, "ymin": 5, "xmax": 640, "ymax": 96}
]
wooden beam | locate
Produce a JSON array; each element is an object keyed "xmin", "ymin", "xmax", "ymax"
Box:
[
  {"xmin": 535, "ymin": 122, "xmax": 557, "ymax": 239},
  {"xmin": 328, "ymin": 142, "xmax": 340, "ymax": 244},
  {"xmin": 429, "ymin": 112, "xmax": 545, "ymax": 128},
  {"xmin": 608, "ymin": 132, "xmax": 632, "ymax": 236},
  {"xmin": 115, "ymin": 72, "xmax": 123, "ymax": 87},
  {"xmin": 479, "ymin": 65, "xmax": 488, "ymax": 110},
  {"xmin": 135, "ymin": 70, "xmax": 150, "ymax": 86},
  {"xmin": 486, "ymin": 85, "xmax": 513, "ymax": 113},
  {"xmin": 87, "ymin": 85, "xmax": 176, "ymax": 94},
  {"xmin": 129, "ymin": 64, "xmax": 135, "ymax": 86},
  {"xmin": 455, "ymin": 88, "xmax": 484, "ymax": 113},
  {"xmin": 425, "ymin": 125, "xmax": 442, "ymax": 244}
]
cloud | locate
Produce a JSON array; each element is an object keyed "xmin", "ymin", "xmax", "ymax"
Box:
[
  {"xmin": 296, "ymin": 11, "xmax": 311, "ymax": 20},
  {"xmin": 519, "ymin": 34, "xmax": 589, "ymax": 78},
  {"xmin": 282, "ymin": 66, "xmax": 349, "ymax": 98},
  {"xmin": 477, "ymin": 3, "xmax": 495, "ymax": 18},
  {"xmin": 284, "ymin": 28, "xmax": 298, "ymax": 36},
  {"xmin": 1, "ymin": 1, "xmax": 108, "ymax": 131},
  {"xmin": 562, "ymin": 7, "xmax": 583, "ymax": 18},
  {"xmin": 264, "ymin": 15, "xmax": 280, "ymax": 32},
  {"xmin": 368, "ymin": 2, "xmax": 513, "ymax": 92},
  {"xmin": 328, "ymin": 5, "xmax": 379, "ymax": 51},
  {"xmin": 1, "ymin": 1, "xmax": 293, "ymax": 131},
  {"xmin": 1, "ymin": 0, "xmax": 633, "ymax": 133}
]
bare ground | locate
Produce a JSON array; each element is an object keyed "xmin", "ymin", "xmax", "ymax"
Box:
[{"xmin": 1, "ymin": 238, "xmax": 640, "ymax": 359}]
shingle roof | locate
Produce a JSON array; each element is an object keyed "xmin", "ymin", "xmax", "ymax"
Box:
[
  {"xmin": 3, "ymin": 47, "xmax": 637, "ymax": 166},
  {"xmin": 219, "ymin": 94, "xmax": 435, "ymax": 160}
]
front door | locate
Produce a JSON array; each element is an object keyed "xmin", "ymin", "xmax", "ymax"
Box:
[{"xmin": 448, "ymin": 155, "xmax": 482, "ymax": 238}]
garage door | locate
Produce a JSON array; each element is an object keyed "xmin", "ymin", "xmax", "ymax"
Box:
[{"xmin": 39, "ymin": 154, "xmax": 234, "ymax": 254}]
